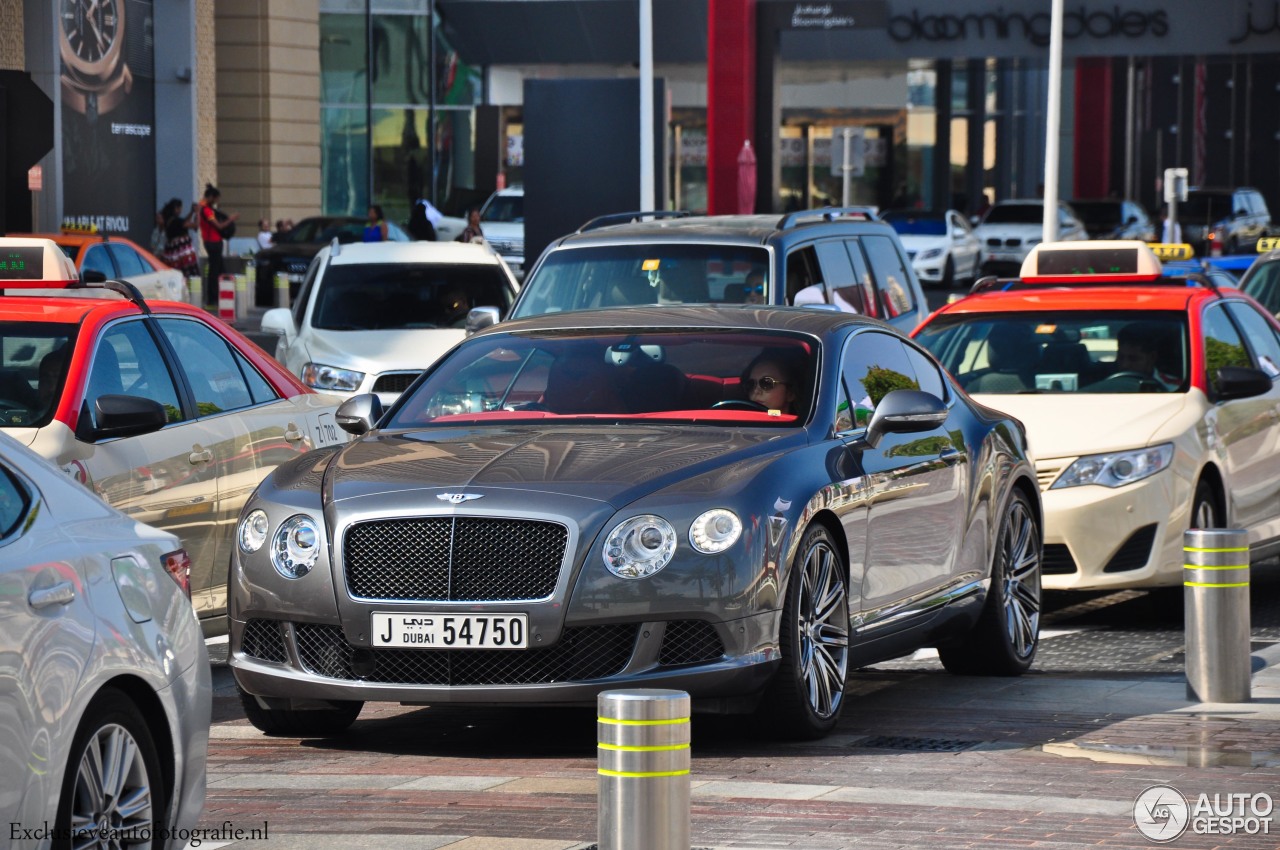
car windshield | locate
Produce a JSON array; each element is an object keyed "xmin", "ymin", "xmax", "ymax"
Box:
[
  {"xmin": 915, "ymin": 311, "xmax": 1189, "ymax": 394},
  {"xmin": 1242, "ymin": 259, "xmax": 1280, "ymax": 317},
  {"xmin": 1182, "ymin": 193, "xmax": 1234, "ymax": 222},
  {"xmin": 311, "ymin": 263, "xmax": 513, "ymax": 330},
  {"xmin": 0, "ymin": 322, "xmax": 77, "ymax": 428},
  {"xmin": 276, "ymin": 219, "xmax": 365, "ymax": 244},
  {"xmin": 511, "ymin": 244, "xmax": 771, "ymax": 318},
  {"xmin": 982, "ymin": 205, "xmax": 1043, "ymax": 225},
  {"xmin": 386, "ymin": 329, "xmax": 817, "ymax": 427},
  {"xmin": 482, "ymin": 194, "xmax": 523, "ymax": 223},
  {"xmin": 1070, "ymin": 201, "xmax": 1123, "ymax": 227},
  {"xmin": 884, "ymin": 212, "xmax": 947, "ymax": 236}
]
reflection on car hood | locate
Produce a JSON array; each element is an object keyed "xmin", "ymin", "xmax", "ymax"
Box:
[
  {"xmin": 969, "ymin": 393, "xmax": 1188, "ymax": 459},
  {"xmin": 304, "ymin": 328, "xmax": 464, "ymax": 374},
  {"xmin": 327, "ymin": 425, "xmax": 793, "ymax": 509}
]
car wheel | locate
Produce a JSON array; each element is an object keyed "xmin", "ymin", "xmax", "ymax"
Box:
[
  {"xmin": 55, "ymin": 689, "xmax": 166, "ymax": 850},
  {"xmin": 759, "ymin": 524, "xmax": 850, "ymax": 739},
  {"xmin": 940, "ymin": 256, "xmax": 955, "ymax": 289},
  {"xmin": 939, "ymin": 488, "xmax": 1041, "ymax": 676},
  {"xmin": 1190, "ymin": 479, "xmax": 1221, "ymax": 529},
  {"xmin": 1150, "ymin": 479, "xmax": 1221, "ymax": 617},
  {"xmin": 239, "ymin": 685, "xmax": 362, "ymax": 737}
]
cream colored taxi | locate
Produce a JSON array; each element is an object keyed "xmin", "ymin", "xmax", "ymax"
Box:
[
  {"xmin": 0, "ymin": 237, "xmax": 348, "ymax": 634},
  {"xmin": 914, "ymin": 241, "xmax": 1280, "ymax": 592}
]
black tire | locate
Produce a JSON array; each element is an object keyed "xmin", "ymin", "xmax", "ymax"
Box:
[
  {"xmin": 939, "ymin": 489, "xmax": 1041, "ymax": 676},
  {"xmin": 55, "ymin": 689, "xmax": 167, "ymax": 850},
  {"xmin": 758, "ymin": 524, "xmax": 850, "ymax": 739},
  {"xmin": 941, "ymin": 256, "xmax": 955, "ymax": 289},
  {"xmin": 238, "ymin": 685, "xmax": 362, "ymax": 737},
  {"xmin": 1189, "ymin": 479, "xmax": 1221, "ymax": 530}
]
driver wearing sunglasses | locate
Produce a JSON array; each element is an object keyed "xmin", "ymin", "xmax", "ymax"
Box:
[{"xmin": 742, "ymin": 351, "xmax": 799, "ymax": 413}]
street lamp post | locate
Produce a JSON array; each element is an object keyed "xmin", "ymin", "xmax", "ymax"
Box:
[
  {"xmin": 1042, "ymin": 0, "xmax": 1064, "ymax": 243},
  {"xmin": 639, "ymin": 0, "xmax": 655, "ymax": 212}
]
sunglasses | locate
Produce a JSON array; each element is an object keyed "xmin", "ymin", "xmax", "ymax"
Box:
[
  {"xmin": 744, "ymin": 376, "xmax": 787, "ymax": 392},
  {"xmin": 745, "ymin": 284, "xmax": 764, "ymax": 294}
]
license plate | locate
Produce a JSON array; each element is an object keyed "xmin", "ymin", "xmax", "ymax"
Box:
[
  {"xmin": 312, "ymin": 412, "xmax": 341, "ymax": 447},
  {"xmin": 371, "ymin": 613, "xmax": 528, "ymax": 649},
  {"xmin": 288, "ymin": 273, "xmax": 304, "ymax": 283}
]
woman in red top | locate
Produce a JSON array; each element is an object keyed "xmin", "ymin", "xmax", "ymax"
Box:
[{"xmin": 199, "ymin": 183, "xmax": 238, "ymax": 306}]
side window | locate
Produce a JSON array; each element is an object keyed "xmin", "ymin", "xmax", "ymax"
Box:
[
  {"xmin": 814, "ymin": 241, "xmax": 868, "ymax": 313},
  {"xmin": 293, "ymin": 254, "xmax": 324, "ymax": 327},
  {"xmin": 844, "ymin": 240, "xmax": 876, "ymax": 318},
  {"xmin": 107, "ymin": 244, "xmax": 149, "ymax": 278},
  {"xmin": 157, "ymin": 319, "xmax": 255, "ymax": 414},
  {"xmin": 860, "ymin": 235, "xmax": 915, "ymax": 318},
  {"xmin": 903, "ymin": 342, "xmax": 947, "ymax": 400},
  {"xmin": 784, "ymin": 247, "xmax": 821, "ymax": 304},
  {"xmin": 1201, "ymin": 304, "xmax": 1254, "ymax": 396},
  {"xmin": 1224, "ymin": 302, "xmax": 1280, "ymax": 379},
  {"xmin": 233, "ymin": 347, "xmax": 280, "ymax": 404},
  {"xmin": 81, "ymin": 245, "xmax": 115, "ymax": 279},
  {"xmin": 0, "ymin": 463, "xmax": 32, "ymax": 543},
  {"xmin": 840, "ymin": 331, "xmax": 919, "ymax": 429},
  {"xmin": 86, "ymin": 321, "xmax": 186, "ymax": 427}
]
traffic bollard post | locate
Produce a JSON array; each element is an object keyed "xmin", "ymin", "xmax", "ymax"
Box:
[
  {"xmin": 234, "ymin": 273, "xmax": 249, "ymax": 321},
  {"xmin": 598, "ymin": 689, "xmax": 690, "ymax": 850},
  {"xmin": 1184, "ymin": 528, "xmax": 1251, "ymax": 703},
  {"xmin": 218, "ymin": 274, "xmax": 237, "ymax": 324},
  {"xmin": 274, "ymin": 271, "xmax": 291, "ymax": 309},
  {"xmin": 187, "ymin": 275, "xmax": 202, "ymax": 306}
]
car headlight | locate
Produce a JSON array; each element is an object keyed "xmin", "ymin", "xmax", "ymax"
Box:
[
  {"xmin": 238, "ymin": 509, "xmax": 269, "ymax": 553},
  {"xmin": 603, "ymin": 515, "xmax": 677, "ymax": 579},
  {"xmin": 1050, "ymin": 443, "xmax": 1174, "ymax": 489},
  {"xmin": 301, "ymin": 362, "xmax": 366, "ymax": 392},
  {"xmin": 271, "ymin": 515, "xmax": 322, "ymax": 578},
  {"xmin": 689, "ymin": 509, "xmax": 742, "ymax": 554},
  {"xmin": 917, "ymin": 248, "xmax": 944, "ymax": 261}
]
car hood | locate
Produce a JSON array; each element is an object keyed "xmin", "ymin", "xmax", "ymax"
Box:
[
  {"xmin": 968, "ymin": 393, "xmax": 1188, "ymax": 459},
  {"xmin": 897, "ymin": 234, "xmax": 948, "ymax": 252},
  {"xmin": 975, "ymin": 223, "xmax": 1043, "ymax": 239},
  {"xmin": 324, "ymin": 425, "xmax": 795, "ymax": 509},
  {"xmin": 303, "ymin": 328, "xmax": 464, "ymax": 374}
]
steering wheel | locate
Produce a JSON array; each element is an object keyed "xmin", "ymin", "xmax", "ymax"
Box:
[
  {"xmin": 1097, "ymin": 371, "xmax": 1162, "ymax": 391},
  {"xmin": 711, "ymin": 399, "xmax": 768, "ymax": 412}
]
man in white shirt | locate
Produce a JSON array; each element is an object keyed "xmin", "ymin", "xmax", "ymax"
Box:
[{"xmin": 256, "ymin": 219, "xmax": 274, "ymax": 250}]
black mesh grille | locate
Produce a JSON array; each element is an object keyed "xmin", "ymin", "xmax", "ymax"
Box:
[
  {"xmin": 1042, "ymin": 543, "xmax": 1077, "ymax": 575},
  {"xmin": 241, "ymin": 618, "xmax": 287, "ymax": 664},
  {"xmin": 659, "ymin": 620, "xmax": 726, "ymax": 666},
  {"xmin": 372, "ymin": 372, "xmax": 422, "ymax": 394},
  {"xmin": 1103, "ymin": 524, "xmax": 1158, "ymax": 573},
  {"xmin": 344, "ymin": 518, "xmax": 568, "ymax": 602},
  {"xmin": 294, "ymin": 622, "xmax": 637, "ymax": 685}
]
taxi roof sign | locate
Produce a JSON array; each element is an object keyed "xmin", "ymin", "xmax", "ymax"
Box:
[
  {"xmin": 1147, "ymin": 242, "xmax": 1194, "ymax": 262},
  {"xmin": 1257, "ymin": 236, "xmax": 1280, "ymax": 253},
  {"xmin": 0, "ymin": 237, "xmax": 79, "ymax": 287},
  {"xmin": 1019, "ymin": 240, "xmax": 1163, "ymax": 284}
]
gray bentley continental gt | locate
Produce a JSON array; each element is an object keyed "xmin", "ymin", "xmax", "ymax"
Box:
[{"xmin": 230, "ymin": 305, "xmax": 1043, "ymax": 739}]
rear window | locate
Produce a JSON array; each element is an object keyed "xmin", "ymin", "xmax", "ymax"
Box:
[
  {"xmin": 915, "ymin": 311, "xmax": 1189, "ymax": 394},
  {"xmin": 0, "ymin": 322, "xmax": 77, "ymax": 428},
  {"xmin": 981, "ymin": 204, "xmax": 1043, "ymax": 225},
  {"xmin": 511, "ymin": 243, "xmax": 771, "ymax": 318},
  {"xmin": 482, "ymin": 194, "xmax": 523, "ymax": 224},
  {"xmin": 312, "ymin": 263, "xmax": 513, "ymax": 331}
]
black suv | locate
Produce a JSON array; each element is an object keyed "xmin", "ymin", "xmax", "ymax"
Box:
[
  {"xmin": 470, "ymin": 209, "xmax": 928, "ymax": 333},
  {"xmin": 1179, "ymin": 187, "xmax": 1271, "ymax": 256},
  {"xmin": 252, "ymin": 216, "xmax": 410, "ymax": 306}
]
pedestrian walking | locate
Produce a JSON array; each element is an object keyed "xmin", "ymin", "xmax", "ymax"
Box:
[
  {"xmin": 199, "ymin": 183, "xmax": 238, "ymax": 306},
  {"xmin": 363, "ymin": 205, "xmax": 389, "ymax": 242},
  {"xmin": 408, "ymin": 198, "xmax": 441, "ymax": 241},
  {"xmin": 159, "ymin": 198, "xmax": 200, "ymax": 278},
  {"xmin": 455, "ymin": 207, "xmax": 484, "ymax": 243}
]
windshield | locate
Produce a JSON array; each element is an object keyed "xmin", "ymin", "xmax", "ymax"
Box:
[
  {"xmin": 981, "ymin": 205, "xmax": 1043, "ymax": 225},
  {"xmin": 386, "ymin": 329, "xmax": 817, "ymax": 428},
  {"xmin": 1242, "ymin": 260, "xmax": 1280, "ymax": 317},
  {"xmin": 511, "ymin": 244, "xmax": 771, "ymax": 318},
  {"xmin": 312, "ymin": 263, "xmax": 512, "ymax": 330},
  {"xmin": 0, "ymin": 322, "xmax": 77, "ymax": 428},
  {"xmin": 884, "ymin": 212, "xmax": 947, "ymax": 236},
  {"xmin": 915, "ymin": 311, "xmax": 1189, "ymax": 394},
  {"xmin": 482, "ymin": 194, "xmax": 523, "ymax": 224}
]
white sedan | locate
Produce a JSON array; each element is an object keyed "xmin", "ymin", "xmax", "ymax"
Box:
[{"xmin": 883, "ymin": 208, "xmax": 983, "ymax": 288}]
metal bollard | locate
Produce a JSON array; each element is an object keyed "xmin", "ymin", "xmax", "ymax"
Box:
[
  {"xmin": 217, "ymin": 274, "xmax": 238, "ymax": 324},
  {"xmin": 187, "ymin": 275, "xmax": 202, "ymax": 306},
  {"xmin": 598, "ymin": 689, "xmax": 690, "ymax": 850},
  {"xmin": 274, "ymin": 271, "xmax": 291, "ymax": 309},
  {"xmin": 1184, "ymin": 528, "xmax": 1251, "ymax": 703},
  {"xmin": 234, "ymin": 274, "xmax": 249, "ymax": 321}
]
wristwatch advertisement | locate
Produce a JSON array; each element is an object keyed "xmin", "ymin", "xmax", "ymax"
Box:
[{"xmin": 59, "ymin": 0, "xmax": 156, "ymax": 249}]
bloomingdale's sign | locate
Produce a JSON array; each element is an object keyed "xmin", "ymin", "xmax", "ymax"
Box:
[{"xmin": 887, "ymin": 4, "xmax": 1170, "ymax": 46}]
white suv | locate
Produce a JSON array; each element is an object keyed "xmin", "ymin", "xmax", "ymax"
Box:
[
  {"xmin": 438, "ymin": 187, "xmax": 525, "ymax": 277},
  {"xmin": 261, "ymin": 240, "xmax": 520, "ymax": 406}
]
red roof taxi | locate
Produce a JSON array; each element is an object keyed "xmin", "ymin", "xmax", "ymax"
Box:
[
  {"xmin": 913, "ymin": 240, "xmax": 1280, "ymax": 594},
  {"xmin": 0, "ymin": 237, "xmax": 348, "ymax": 635}
]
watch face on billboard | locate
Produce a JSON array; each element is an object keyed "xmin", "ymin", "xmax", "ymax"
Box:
[{"xmin": 0, "ymin": 249, "xmax": 45, "ymax": 281}]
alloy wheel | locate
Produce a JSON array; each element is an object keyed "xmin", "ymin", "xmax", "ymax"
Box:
[
  {"xmin": 796, "ymin": 538, "xmax": 850, "ymax": 719},
  {"xmin": 1001, "ymin": 498, "xmax": 1042, "ymax": 660},
  {"xmin": 68, "ymin": 722, "xmax": 154, "ymax": 850}
]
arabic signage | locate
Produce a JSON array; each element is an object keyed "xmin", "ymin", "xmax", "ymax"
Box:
[{"xmin": 784, "ymin": 3, "xmax": 883, "ymax": 29}]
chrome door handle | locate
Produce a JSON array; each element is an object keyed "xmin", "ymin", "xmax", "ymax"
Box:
[
  {"xmin": 189, "ymin": 447, "xmax": 213, "ymax": 465},
  {"xmin": 284, "ymin": 423, "xmax": 304, "ymax": 442},
  {"xmin": 30, "ymin": 582, "xmax": 75, "ymax": 609}
]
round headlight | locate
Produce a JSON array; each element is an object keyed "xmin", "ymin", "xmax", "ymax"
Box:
[
  {"xmin": 689, "ymin": 509, "xmax": 742, "ymax": 554},
  {"xmin": 238, "ymin": 509, "xmax": 269, "ymax": 553},
  {"xmin": 603, "ymin": 515, "xmax": 677, "ymax": 579},
  {"xmin": 271, "ymin": 515, "xmax": 321, "ymax": 579}
]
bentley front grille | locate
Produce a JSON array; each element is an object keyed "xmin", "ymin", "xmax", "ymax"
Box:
[
  {"xmin": 241, "ymin": 618, "xmax": 288, "ymax": 664},
  {"xmin": 659, "ymin": 620, "xmax": 726, "ymax": 666},
  {"xmin": 344, "ymin": 517, "xmax": 568, "ymax": 602},
  {"xmin": 294, "ymin": 622, "xmax": 637, "ymax": 685}
]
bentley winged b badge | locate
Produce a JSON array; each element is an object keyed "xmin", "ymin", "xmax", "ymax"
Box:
[{"xmin": 437, "ymin": 493, "xmax": 484, "ymax": 504}]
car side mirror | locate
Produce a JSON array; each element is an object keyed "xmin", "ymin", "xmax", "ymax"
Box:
[
  {"xmin": 81, "ymin": 269, "xmax": 108, "ymax": 284},
  {"xmin": 465, "ymin": 306, "xmax": 501, "ymax": 334},
  {"xmin": 1214, "ymin": 366, "xmax": 1273, "ymax": 401},
  {"xmin": 336, "ymin": 393, "xmax": 384, "ymax": 436},
  {"xmin": 261, "ymin": 307, "xmax": 296, "ymax": 340},
  {"xmin": 79, "ymin": 394, "xmax": 168, "ymax": 441},
  {"xmin": 859, "ymin": 390, "xmax": 948, "ymax": 449}
]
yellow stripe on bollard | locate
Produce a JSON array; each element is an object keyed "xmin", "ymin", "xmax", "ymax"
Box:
[
  {"xmin": 1184, "ymin": 563, "xmax": 1249, "ymax": 570},
  {"xmin": 598, "ymin": 768, "xmax": 691, "ymax": 778},
  {"xmin": 598, "ymin": 743, "xmax": 689, "ymax": 752},
  {"xmin": 597, "ymin": 716, "xmax": 690, "ymax": 726},
  {"xmin": 1184, "ymin": 581, "xmax": 1250, "ymax": 588},
  {"xmin": 1183, "ymin": 546, "xmax": 1249, "ymax": 553}
]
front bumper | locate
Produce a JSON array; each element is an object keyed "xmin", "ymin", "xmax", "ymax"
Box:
[
  {"xmin": 911, "ymin": 255, "xmax": 946, "ymax": 283},
  {"xmin": 1039, "ymin": 465, "xmax": 1187, "ymax": 590}
]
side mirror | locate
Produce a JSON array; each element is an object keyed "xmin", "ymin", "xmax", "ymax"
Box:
[
  {"xmin": 465, "ymin": 306, "xmax": 501, "ymax": 334},
  {"xmin": 1214, "ymin": 366, "xmax": 1273, "ymax": 401},
  {"xmin": 261, "ymin": 307, "xmax": 296, "ymax": 339},
  {"xmin": 81, "ymin": 269, "xmax": 108, "ymax": 284},
  {"xmin": 79, "ymin": 394, "xmax": 168, "ymax": 441},
  {"xmin": 336, "ymin": 393, "xmax": 384, "ymax": 436},
  {"xmin": 860, "ymin": 390, "xmax": 948, "ymax": 449}
]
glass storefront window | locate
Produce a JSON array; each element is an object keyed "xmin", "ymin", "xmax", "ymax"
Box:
[
  {"xmin": 371, "ymin": 15, "xmax": 432, "ymax": 105},
  {"xmin": 320, "ymin": 14, "xmax": 368, "ymax": 105},
  {"xmin": 322, "ymin": 107, "xmax": 369, "ymax": 216},
  {"xmin": 370, "ymin": 106, "xmax": 477, "ymax": 225}
]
